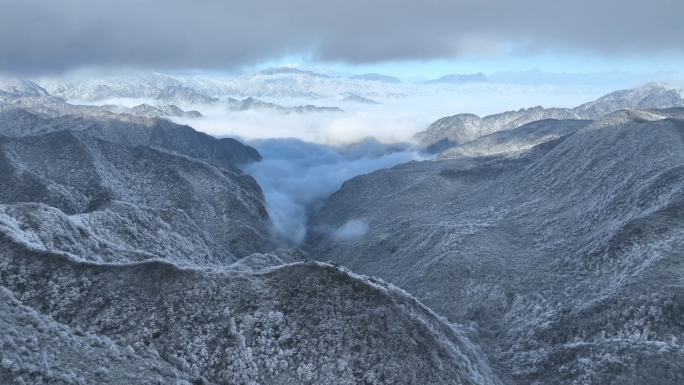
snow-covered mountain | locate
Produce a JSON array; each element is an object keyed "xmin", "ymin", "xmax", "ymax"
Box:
[
  {"xmin": 18, "ymin": 68, "xmax": 411, "ymax": 103},
  {"xmin": 225, "ymin": 97, "xmax": 343, "ymax": 113},
  {"xmin": 0, "ymin": 78, "xmax": 49, "ymax": 98},
  {"xmin": 36, "ymin": 72, "xmax": 187, "ymax": 101},
  {"xmin": 0, "ymin": 95, "xmax": 110, "ymax": 117},
  {"xmin": 416, "ymin": 106, "xmax": 583, "ymax": 152},
  {"xmin": 0, "ymin": 129, "xmax": 268, "ymax": 258},
  {"xmin": 6, "ymin": 68, "xmax": 673, "ymax": 114},
  {"xmin": 224, "ymin": 68, "xmax": 399, "ymax": 99},
  {"xmin": 128, "ymin": 103, "xmax": 202, "ymax": 118},
  {"xmin": 342, "ymin": 93, "xmax": 379, "ymax": 104},
  {"xmin": 415, "ymin": 84, "xmax": 684, "ymax": 150},
  {"xmin": 435, "ymin": 118, "xmax": 591, "ymax": 159},
  {"xmin": 156, "ymin": 85, "xmax": 220, "ymax": 105},
  {"xmin": 573, "ymin": 84, "xmax": 684, "ymax": 118},
  {"xmin": 28, "ymin": 69, "xmax": 326, "ymax": 101},
  {"xmin": 0, "ymin": 109, "xmax": 261, "ymax": 167},
  {"xmin": 0, "ymin": 91, "xmax": 204, "ymax": 120},
  {"xmin": 306, "ymin": 107, "xmax": 684, "ymax": 384},
  {"xmin": 1, "ymin": 88, "xmax": 345, "ymax": 123},
  {"xmin": 0, "ymin": 106, "xmax": 503, "ymax": 383},
  {"xmin": 0, "ymin": 236, "xmax": 501, "ymax": 384}
]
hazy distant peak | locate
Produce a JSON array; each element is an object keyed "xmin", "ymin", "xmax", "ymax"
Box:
[
  {"xmin": 226, "ymin": 96, "xmax": 343, "ymax": 114},
  {"xmin": 342, "ymin": 93, "xmax": 379, "ymax": 104},
  {"xmin": 349, "ymin": 73, "xmax": 402, "ymax": 83},
  {"xmin": 253, "ymin": 67, "xmax": 330, "ymax": 78},
  {"xmin": 128, "ymin": 103, "xmax": 201, "ymax": 118},
  {"xmin": 488, "ymin": 69, "xmax": 677, "ymax": 86},
  {"xmin": 423, "ymin": 73, "xmax": 487, "ymax": 84}
]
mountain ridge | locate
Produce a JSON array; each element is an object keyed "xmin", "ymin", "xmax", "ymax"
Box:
[
  {"xmin": 415, "ymin": 83, "xmax": 684, "ymax": 151},
  {"xmin": 0, "ymin": 108, "xmax": 261, "ymax": 167},
  {"xmin": 0, "ymin": 229, "xmax": 503, "ymax": 384},
  {"xmin": 306, "ymin": 109, "xmax": 684, "ymax": 384}
]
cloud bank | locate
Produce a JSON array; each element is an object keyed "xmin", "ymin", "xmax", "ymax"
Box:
[
  {"xmin": 241, "ymin": 139, "xmax": 427, "ymax": 244},
  {"xmin": 171, "ymin": 84, "xmax": 614, "ymax": 145},
  {"xmin": 0, "ymin": 0, "xmax": 682, "ymax": 74}
]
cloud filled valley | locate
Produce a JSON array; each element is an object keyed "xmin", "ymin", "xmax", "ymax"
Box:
[
  {"xmin": 241, "ymin": 138, "xmax": 427, "ymax": 244},
  {"xmin": 172, "ymin": 85, "xmax": 615, "ymax": 145},
  {"xmin": 2, "ymin": 64, "xmax": 684, "ymax": 384}
]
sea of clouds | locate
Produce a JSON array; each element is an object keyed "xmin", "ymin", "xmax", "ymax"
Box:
[{"xmin": 168, "ymin": 84, "xmax": 617, "ymax": 243}]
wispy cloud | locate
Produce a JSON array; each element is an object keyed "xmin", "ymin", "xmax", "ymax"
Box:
[{"xmin": 333, "ymin": 219, "xmax": 369, "ymax": 241}]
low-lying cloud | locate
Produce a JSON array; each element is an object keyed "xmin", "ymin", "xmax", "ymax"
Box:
[
  {"xmin": 333, "ymin": 219, "xmax": 369, "ymax": 241},
  {"xmin": 172, "ymin": 84, "xmax": 614, "ymax": 145},
  {"xmin": 226, "ymin": 84, "xmax": 622, "ymax": 245},
  {"xmin": 60, "ymin": 82, "xmax": 628, "ymax": 246},
  {"xmin": 241, "ymin": 139, "xmax": 427, "ymax": 244}
]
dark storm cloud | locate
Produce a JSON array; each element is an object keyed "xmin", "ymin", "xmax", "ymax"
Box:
[{"xmin": 0, "ymin": 0, "xmax": 681, "ymax": 74}]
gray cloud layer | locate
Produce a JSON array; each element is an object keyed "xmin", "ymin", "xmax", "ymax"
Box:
[{"xmin": 0, "ymin": 0, "xmax": 681, "ymax": 74}]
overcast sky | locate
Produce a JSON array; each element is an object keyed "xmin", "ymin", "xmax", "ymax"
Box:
[{"xmin": 0, "ymin": 0, "xmax": 681, "ymax": 76}]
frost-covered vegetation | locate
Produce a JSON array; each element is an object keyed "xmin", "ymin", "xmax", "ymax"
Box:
[
  {"xmin": 0, "ymin": 287, "xmax": 190, "ymax": 384},
  {"xmin": 0, "ymin": 237, "xmax": 500, "ymax": 384}
]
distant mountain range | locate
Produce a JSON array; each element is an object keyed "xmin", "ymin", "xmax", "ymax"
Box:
[
  {"xmin": 0, "ymin": 82, "xmax": 344, "ymax": 120},
  {"xmin": 423, "ymin": 72, "xmax": 488, "ymax": 85},
  {"xmin": 225, "ymin": 97, "xmax": 343, "ymax": 113},
  {"xmin": 0, "ymin": 93, "xmax": 202, "ymax": 119},
  {"xmin": 4, "ymin": 67, "xmax": 673, "ymax": 109},
  {"xmin": 350, "ymin": 73, "xmax": 402, "ymax": 83},
  {"xmin": 415, "ymin": 84, "xmax": 684, "ymax": 152},
  {"xmin": 342, "ymin": 93, "xmax": 379, "ymax": 104}
]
